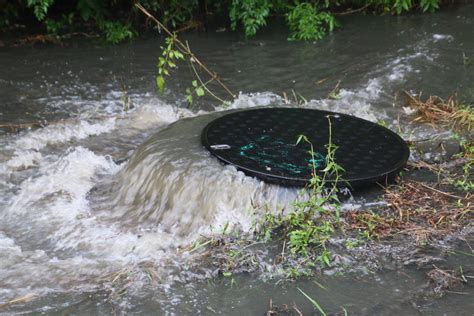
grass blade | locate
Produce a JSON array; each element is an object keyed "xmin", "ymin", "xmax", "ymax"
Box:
[{"xmin": 297, "ymin": 288, "xmax": 327, "ymax": 316}]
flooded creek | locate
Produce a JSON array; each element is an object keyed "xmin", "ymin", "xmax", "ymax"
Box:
[{"xmin": 0, "ymin": 4, "xmax": 473, "ymax": 315}]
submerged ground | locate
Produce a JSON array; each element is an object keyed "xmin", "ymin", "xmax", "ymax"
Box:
[{"xmin": 0, "ymin": 4, "xmax": 473, "ymax": 315}]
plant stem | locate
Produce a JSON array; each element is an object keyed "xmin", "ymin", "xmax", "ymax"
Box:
[{"xmin": 135, "ymin": 3, "xmax": 236, "ymax": 100}]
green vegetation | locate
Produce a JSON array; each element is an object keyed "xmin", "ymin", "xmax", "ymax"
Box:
[
  {"xmin": 156, "ymin": 34, "xmax": 206, "ymax": 104},
  {"xmin": 184, "ymin": 106, "xmax": 472, "ymax": 279},
  {"xmin": 405, "ymin": 91, "xmax": 473, "ymax": 192},
  {"xmin": 135, "ymin": 3, "xmax": 235, "ymax": 105},
  {"xmin": 1, "ymin": 0, "xmax": 452, "ymax": 43},
  {"xmin": 287, "ymin": 2, "xmax": 338, "ymax": 41},
  {"xmin": 298, "ymin": 288, "xmax": 328, "ymax": 316},
  {"xmin": 450, "ymin": 139, "xmax": 473, "ymax": 192},
  {"xmin": 182, "ymin": 120, "xmax": 354, "ymax": 279},
  {"xmin": 253, "ymin": 119, "xmax": 347, "ymax": 277},
  {"xmin": 156, "ymin": 35, "xmax": 185, "ymax": 94},
  {"xmin": 230, "ymin": 0, "xmax": 272, "ymax": 37},
  {"xmin": 175, "ymin": 91, "xmax": 472, "ymax": 280}
]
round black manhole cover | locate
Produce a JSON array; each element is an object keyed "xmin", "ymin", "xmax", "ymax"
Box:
[{"xmin": 202, "ymin": 108, "xmax": 409, "ymax": 187}]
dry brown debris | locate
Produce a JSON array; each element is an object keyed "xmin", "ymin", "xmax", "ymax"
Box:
[
  {"xmin": 427, "ymin": 265, "xmax": 466, "ymax": 296},
  {"xmin": 344, "ymin": 181, "xmax": 472, "ymax": 242},
  {"xmin": 384, "ymin": 181, "xmax": 472, "ymax": 236},
  {"xmin": 404, "ymin": 91, "xmax": 473, "ymax": 132},
  {"xmin": 344, "ymin": 211, "xmax": 402, "ymax": 238},
  {"xmin": 15, "ymin": 34, "xmax": 62, "ymax": 46},
  {"xmin": 407, "ymin": 160, "xmax": 445, "ymax": 173},
  {"xmin": 0, "ymin": 294, "xmax": 37, "ymax": 309}
]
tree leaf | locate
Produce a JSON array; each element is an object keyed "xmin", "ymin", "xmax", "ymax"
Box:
[
  {"xmin": 296, "ymin": 134, "xmax": 304, "ymax": 145},
  {"xmin": 156, "ymin": 75, "xmax": 165, "ymax": 94},
  {"xmin": 196, "ymin": 87, "xmax": 205, "ymax": 97},
  {"xmin": 186, "ymin": 94, "xmax": 193, "ymax": 104}
]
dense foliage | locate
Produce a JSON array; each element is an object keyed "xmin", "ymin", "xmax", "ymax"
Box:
[{"xmin": 0, "ymin": 0, "xmax": 449, "ymax": 42}]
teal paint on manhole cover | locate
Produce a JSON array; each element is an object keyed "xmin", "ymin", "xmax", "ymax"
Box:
[{"xmin": 201, "ymin": 108, "xmax": 409, "ymax": 187}]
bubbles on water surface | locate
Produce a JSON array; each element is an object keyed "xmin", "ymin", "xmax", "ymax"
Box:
[{"xmin": 0, "ymin": 16, "xmax": 470, "ymax": 313}]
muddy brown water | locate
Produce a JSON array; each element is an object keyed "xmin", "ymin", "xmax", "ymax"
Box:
[{"xmin": 0, "ymin": 4, "xmax": 473, "ymax": 315}]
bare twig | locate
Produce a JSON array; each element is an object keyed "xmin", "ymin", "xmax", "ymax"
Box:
[
  {"xmin": 432, "ymin": 264, "xmax": 464, "ymax": 282},
  {"xmin": 415, "ymin": 182, "xmax": 463, "ymax": 200},
  {"xmin": 445, "ymin": 290, "xmax": 470, "ymax": 295},
  {"xmin": 334, "ymin": 4, "xmax": 370, "ymax": 16},
  {"xmin": 186, "ymin": 42, "xmax": 228, "ymax": 104},
  {"xmin": 0, "ymin": 294, "xmax": 37, "ymax": 308},
  {"xmin": 327, "ymin": 80, "xmax": 341, "ymax": 99},
  {"xmin": 292, "ymin": 302, "xmax": 303, "ymax": 316},
  {"xmin": 281, "ymin": 239, "xmax": 286, "ymax": 260}
]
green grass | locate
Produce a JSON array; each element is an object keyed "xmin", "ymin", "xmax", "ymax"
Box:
[{"xmin": 298, "ymin": 288, "xmax": 328, "ymax": 316}]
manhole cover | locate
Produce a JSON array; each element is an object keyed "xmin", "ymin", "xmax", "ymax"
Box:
[{"xmin": 202, "ymin": 108, "xmax": 409, "ymax": 187}]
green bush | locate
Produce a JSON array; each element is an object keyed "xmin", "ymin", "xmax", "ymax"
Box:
[
  {"xmin": 0, "ymin": 0, "xmax": 445, "ymax": 43},
  {"xmin": 27, "ymin": 0, "xmax": 55, "ymax": 21},
  {"xmin": 287, "ymin": 3, "xmax": 338, "ymax": 41},
  {"xmin": 229, "ymin": 0, "xmax": 271, "ymax": 37},
  {"xmin": 97, "ymin": 20, "xmax": 135, "ymax": 44}
]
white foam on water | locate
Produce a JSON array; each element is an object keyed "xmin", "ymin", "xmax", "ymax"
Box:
[
  {"xmin": 0, "ymin": 94, "xmax": 292, "ymax": 302},
  {"xmin": 123, "ymin": 100, "xmax": 194, "ymax": 130},
  {"xmin": 12, "ymin": 119, "xmax": 116, "ymax": 151},
  {"xmin": 0, "ymin": 28, "xmax": 457, "ymax": 305},
  {"xmin": 0, "ymin": 146, "xmax": 144, "ymax": 300},
  {"xmin": 388, "ymin": 64, "xmax": 413, "ymax": 81},
  {"xmin": 0, "ymin": 233, "xmax": 23, "ymax": 269},
  {"xmin": 6, "ymin": 150, "xmax": 43, "ymax": 170},
  {"xmin": 219, "ymin": 91, "xmax": 284, "ymax": 110},
  {"xmin": 432, "ymin": 34, "xmax": 454, "ymax": 42},
  {"xmin": 306, "ymin": 78, "xmax": 383, "ymax": 122},
  {"xmin": 2, "ymin": 96, "xmax": 194, "ymax": 173},
  {"xmin": 6, "ymin": 146, "xmax": 119, "ymax": 218},
  {"xmin": 304, "ymin": 33, "xmax": 451, "ymax": 123},
  {"xmin": 3, "ymin": 119, "xmax": 116, "ymax": 172}
]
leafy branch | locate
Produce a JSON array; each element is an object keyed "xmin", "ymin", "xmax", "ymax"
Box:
[
  {"xmin": 135, "ymin": 2, "xmax": 236, "ymax": 106},
  {"xmin": 156, "ymin": 35, "xmax": 184, "ymax": 94}
]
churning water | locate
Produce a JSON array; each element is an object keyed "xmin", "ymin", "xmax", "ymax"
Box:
[{"xmin": 1, "ymin": 4, "xmax": 473, "ymax": 315}]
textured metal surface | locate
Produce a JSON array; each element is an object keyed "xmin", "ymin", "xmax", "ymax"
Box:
[{"xmin": 202, "ymin": 108, "xmax": 410, "ymax": 187}]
